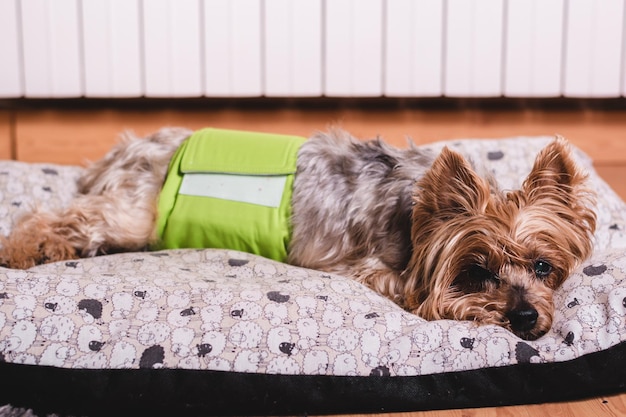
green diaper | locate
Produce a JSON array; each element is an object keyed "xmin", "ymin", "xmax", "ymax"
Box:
[{"xmin": 155, "ymin": 128, "xmax": 306, "ymax": 262}]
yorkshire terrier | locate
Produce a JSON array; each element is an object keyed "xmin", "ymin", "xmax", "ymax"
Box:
[{"xmin": 0, "ymin": 128, "xmax": 596, "ymax": 340}]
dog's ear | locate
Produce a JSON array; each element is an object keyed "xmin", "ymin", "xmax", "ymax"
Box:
[
  {"xmin": 520, "ymin": 136, "xmax": 597, "ymax": 263},
  {"xmin": 415, "ymin": 147, "xmax": 488, "ymax": 216},
  {"xmin": 522, "ymin": 137, "xmax": 588, "ymax": 203}
]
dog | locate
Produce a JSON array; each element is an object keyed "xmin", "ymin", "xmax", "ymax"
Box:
[{"xmin": 0, "ymin": 128, "xmax": 596, "ymax": 340}]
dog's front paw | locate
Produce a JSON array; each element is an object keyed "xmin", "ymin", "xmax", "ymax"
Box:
[
  {"xmin": 0, "ymin": 234, "xmax": 78, "ymax": 269},
  {"xmin": 0, "ymin": 218, "xmax": 78, "ymax": 269}
]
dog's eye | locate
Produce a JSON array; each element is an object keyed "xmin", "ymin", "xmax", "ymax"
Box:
[
  {"xmin": 467, "ymin": 265, "xmax": 499, "ymax": 284},
  {"xmin": 534, "ymin": 260, "xmax": 552, "ymax": 278},
  {"xmin": 454, "ymin": 264, "xmax": 500, "ymax": 293}
]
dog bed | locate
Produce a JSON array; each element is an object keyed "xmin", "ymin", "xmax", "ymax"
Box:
[{"xmin": 0, "ymin": 137, "xmax": 625, "ymax": 416}]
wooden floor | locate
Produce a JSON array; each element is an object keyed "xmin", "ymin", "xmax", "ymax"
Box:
[{"xmin": 0, "ymin": 102, "xmax": 625, "ymax": 417}]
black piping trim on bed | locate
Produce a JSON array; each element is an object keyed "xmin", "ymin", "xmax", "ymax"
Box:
[{"xmin": 1, "ymin": 340, "xmax": 626, "ymax": 417}]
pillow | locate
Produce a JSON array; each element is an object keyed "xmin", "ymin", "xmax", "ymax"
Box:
[{"xmin": 1, "ymin": 137, "xmax": 625, "ymax": 416}]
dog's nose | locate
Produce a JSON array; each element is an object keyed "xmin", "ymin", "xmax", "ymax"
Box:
[{"xmin": 507, "ymin": 307, "xmax": 538, "ymax": 332}]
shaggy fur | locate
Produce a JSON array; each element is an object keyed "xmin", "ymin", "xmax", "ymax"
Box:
[{"xmin": 0, "ymin": 129, "xmax": 596, "ymax": 340}]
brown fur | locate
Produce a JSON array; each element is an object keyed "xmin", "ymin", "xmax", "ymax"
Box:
[{"xmin": 0, "ymin": 129, "xmax": 596, "ymax": 340}]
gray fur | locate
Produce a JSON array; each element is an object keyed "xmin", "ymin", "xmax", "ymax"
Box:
[{"xmin": 289, "ymin": 129, "xmax": 433, "ymax": 280}]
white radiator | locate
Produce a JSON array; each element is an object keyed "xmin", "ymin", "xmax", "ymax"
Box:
[{"xmin": 0, "ymin": 0, "xmax": 624, "ymax": 98}]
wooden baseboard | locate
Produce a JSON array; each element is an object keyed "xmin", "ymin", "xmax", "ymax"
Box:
[
  {"xmin": 7, "ymin": 107, "xmax": 626, "ymax": 200},
  {"xmin": 0, "ymin": 111, "xmax": 13, "ymax": 160},
  {"xmin": 9, "ymin": 107, "xmax": 626, "ymax": 162}
]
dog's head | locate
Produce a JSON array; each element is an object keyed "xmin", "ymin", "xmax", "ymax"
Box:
[{"xmin": 405, "ymin": 138, "xmax": 596, "ymax": 340}]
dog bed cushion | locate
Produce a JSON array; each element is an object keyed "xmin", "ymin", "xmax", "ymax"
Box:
[{"xmin": 0, "ymin": 137, "xmax": 625, "ymax": 416}]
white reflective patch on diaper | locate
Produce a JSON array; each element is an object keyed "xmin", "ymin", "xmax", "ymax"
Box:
[{"xmin": 179, "ymin": 173, "xmax": 287, "ymax": 208}]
